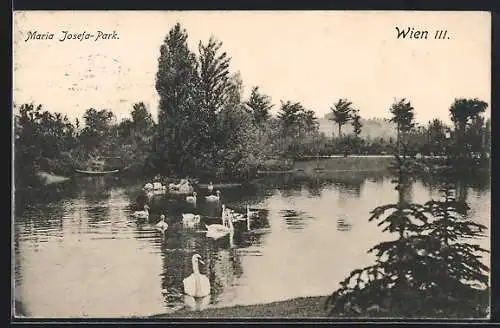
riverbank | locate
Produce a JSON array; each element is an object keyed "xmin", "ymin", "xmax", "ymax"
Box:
[
  {"xmin": 294, "ymin": 155, "xmax": 393, "ymax": 173},
  {"xmin": 150, "ymin": 288, "xmax": 490, "ymax": 319},
  {"xmin": 151, "ymin": 296, "xmax": 329, "ymax": 318}
]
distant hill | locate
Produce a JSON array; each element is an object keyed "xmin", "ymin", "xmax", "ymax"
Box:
[{"xmin": 318, "ymin": 113, "xmax": 397, "ymax": 141}]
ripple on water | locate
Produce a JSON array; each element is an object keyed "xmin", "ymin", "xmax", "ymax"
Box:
[{"xmin": 13, "ymin": 173, "xmax": 491, "ymax": 317}]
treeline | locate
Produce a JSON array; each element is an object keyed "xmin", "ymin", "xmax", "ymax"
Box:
[
  {"xmin": 14, "ymin": 102, "xmax": 156, "ymax": 187},
  {"xmin": 14, "ymin": 23, "xmax": 490, "ymax": 186}
]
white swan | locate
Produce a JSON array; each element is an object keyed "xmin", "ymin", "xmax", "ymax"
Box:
[
  {"xmin": 132, "ymin": 205, "xmax": 150, "ymax": 219},
  {"xmin": 186, "ymin": 192, "xmax": 197, "ymax": 204},
  {"xmin": 205, "ymin": 210, "xmax": 233, "ymax": 240},
  {"xmin": 205, "ymin": 190, "xmax": 221, "ymax": 202},
  {"xmin": 207, "ymin": 182, "xmax": 214, "ymax": 193},
  {"xmin": 182, "ymin": 213, "xmax": 201, "ymax": 228},
  {"xmin": 246, "ymin": 205, "xmax": 259, "ymax": 230},
  {"xmin": 183, "ymin": 254, "xmax": 211, "ymax": 298},
  {"xmin": 153, "ymin": 182, "xmax": 165, "ymax": 190},
  {"xmin": 147, "ymin": 188, "xmax": 166, "ymax": 197},
  {"xmin": 156, "ymin": 214, "xmax": 169, "ymax": 233}
]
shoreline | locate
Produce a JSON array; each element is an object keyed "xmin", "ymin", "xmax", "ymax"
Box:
[
  {"xmin": 150, "ymin": 287, "xmax": 490, "ymax": 319},
  {"xmin": 150, "ymin": 296, "xmax": 329, "ymax": 318}
]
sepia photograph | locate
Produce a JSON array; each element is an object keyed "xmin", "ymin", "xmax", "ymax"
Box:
[{"xmin": 12, "ymin": 10, "xmax": 491, "ymax": 319}]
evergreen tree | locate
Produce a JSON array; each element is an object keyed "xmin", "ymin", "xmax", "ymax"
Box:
[
  {"xmin": 325, "ymin": 148, "xmax": 489, "ymax": 318},
  {"xmin": 155, "ymin": 23, "xmax": 201, "ymax": 175},
  {"xmin": 245, "ymin": 86, "xmax": 273, "ymax": 125},
  {"xmin": 390, "ymin": 98, "xmax": 415, "ymax": 154},
  {"xmin": 351, "ymin": 109, "xmax": 362, "ymax": 137}
]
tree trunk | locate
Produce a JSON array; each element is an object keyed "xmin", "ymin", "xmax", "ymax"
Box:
[{"xmin": 397, "ymin": 123, "xmax": 401, "ymax": 155}]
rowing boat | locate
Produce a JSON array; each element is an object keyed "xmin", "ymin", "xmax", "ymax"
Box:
[{"xmin": 75, "ymin": 169, "xmax": 120, "ymax": 176}]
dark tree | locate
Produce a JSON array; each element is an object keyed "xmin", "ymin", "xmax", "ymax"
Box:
[
  {"xmin": 449, "ymin": 98, "xmax": 488, "ymax": 158},
  {"xmin": 389, "ymin": 98, "xmax": 415, "ymax": 154},
  {"xmin": 330, "ymin": 98, "xmax": 353, "ymax": 138},
  {"xmin": 325, "ymin": 148, "xmax": 489, "ymax": 318},
  {"xmin": 351, "ymin": 109, "xmax": 363, "ymax": 137},
  {"xmin": 245, "ymin": 86, "xmax": 273, "ymax": 125},
  {"xmin": 154, "ymin": 23, "xmax": 201, "ymax": 175}
]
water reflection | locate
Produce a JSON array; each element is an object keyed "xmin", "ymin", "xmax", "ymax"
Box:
[
  {"xmin": 281, "ymin": 209, "xmax": 311, "ymax": 230},
  {"xmin": 13, "ymin": 167, "xmax": 490, "ymax": 317}
]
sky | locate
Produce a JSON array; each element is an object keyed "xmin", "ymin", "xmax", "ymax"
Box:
[{"xmin": 13, "ymin": 11, "xmax": 491, "ymax": 124}]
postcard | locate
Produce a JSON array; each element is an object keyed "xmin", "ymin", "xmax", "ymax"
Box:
[{"xmin": 12, "ymin": 10, "xmax": 491, "ymax": 320}]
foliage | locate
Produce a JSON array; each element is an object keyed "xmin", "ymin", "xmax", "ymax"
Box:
[
  {"xmin": 198, "ymin": 37, "xmax": 231, "ymax": 114},
  {"xmin": 118, "ymin": 102, "xmax": 156, "ymax": 175},
  {"xmin": 14, "ymin": 103, "xmax": 78, "ymax": 184},
  {"xmin": 330, "ymin": 98, "xmax": 353, "ymax": 138},
  {"xmin": 79, "ymin": 108, "xmax": 115, "ymax": 155},
  {"xmin": 426, "ymin": 119, "xmax": 448, "ymax": 155},
  {"xmin": 245, "ymin": 86, "xmax": 273, "ymax": 125},
  {"xmin": 351, "ymin": 109, "xmax": 362, "ymax": 137},
  {"xmin": 154, "ymin": 23, "xmax": 201, "ymax": 175},
  {"xmin": 450, "ymin": 98, "xmax": 488, "ymax": 130},
  {"xmin": 389, "ymin": 98, "xmax": 415, "ymax": 135},
  {"xmin": 449, "ymin": 98, "xmax": 488, "ymax": 158},
  {"xmin": 277, "ymin": 101, "xmax": 319, "ymax": 158},
  {"xmin": 325, "ymin": 147, "xmax": 489, "ymax": 318}
]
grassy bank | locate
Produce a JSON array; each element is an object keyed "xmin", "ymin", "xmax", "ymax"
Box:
[
  {"xmin": 151, "ymin": 296, "xmax": 329, "ymax": 318},
  {"xmin": 151, "ymin": 288, "xmax": 489, "ymax": 319}
]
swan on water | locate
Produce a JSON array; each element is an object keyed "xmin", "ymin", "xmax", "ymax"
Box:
[
  {"xmin": 147, "ymin": 188, "xmax": 166, "ymax": 197},
  {"xmin": 183, "ymin": 254, "xmax": 211, "ymax": 298},
  {"xmin": 186, "ymin": 192, "xmax": 197, "ymax": 204},
  {"xmin": 153, "ymin": 182, "xmax": 166, "ymax": 190},
  {"xmin": 205, "ymin": 208, "xmax": 233, "ymax": 240},
  {"xmin": 182, "ymin": 213, "xmax": 201, "ymax": 228},
  {"xmin": 205, "ymin": 190, "xmax": 221, "ymax": 202},
  {"xmin": 132, "ymin": 205, "xmax": 150, "ymax": 219},
  {"xmin": 169, "ymin": 179, "xmax": 192, "ymax": 193},
  {"xmin": 156, "ymin": 214, "xmax": 169, "ymax": 233}
]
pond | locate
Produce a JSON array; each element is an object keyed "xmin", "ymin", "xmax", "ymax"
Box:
[{"xmin": 12, "ymin": 164, "xmax": 491, "ymax": 318}]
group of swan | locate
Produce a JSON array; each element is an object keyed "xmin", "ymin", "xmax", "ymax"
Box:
[
  {"xmin": 132, "ymin": 205, "xmax": 169, "ymax": 233},
  {"xmin": 144, "ymin": 182, "xmax": 167, "ymax": 191},
  {"xmin": 181, "ymin": 205, "xmax": 261, "ymax": 307},
  {"xmin": 222, "ymin": 204, "xmax": 258, "ymax": 231},
  {"xmin": 169, "ymin": 179, "xmax": 193, "ymax": 194},
  {"xmin": 144, "ymin": 179, "xmax": 196, "ymax": 195},
  {"xmin": 185, "ymin": 190, "xmax": 221, "ymax": 205}
]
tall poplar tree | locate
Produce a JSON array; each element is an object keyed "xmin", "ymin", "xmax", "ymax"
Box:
[{"xmin": 155, "ymin": 23, "xmax": 200, "ymax": 175}]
